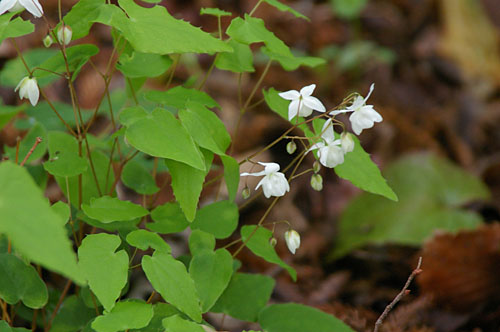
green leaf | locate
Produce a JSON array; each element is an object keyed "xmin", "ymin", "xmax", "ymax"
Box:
[
  {"xmin": 4, "ymin": 123, "xmax": 46, "ymax": 165},
  {"xmin": 43, "ymin": 151, "xmax": 88, "ymax": 178},
  {"xmin": 215, "ymin": 40, "xmax": 254, "ymax": 73},
  {"xmin": 145, "ymin": 86, "xmax": 220, "ymax": 110},
  {"xmin": 259, "ymin": 303, "xmax": 355, "ymax": 332},
  {"xmin": 220, "ymin": 154, "xmax": 240, "ymax": 202},
  {"xmin": 48, "ymin": 132, "xmax": 114, "ymax": 206},
  {"xmin": 0, "ymin": 105, "xmax": 24, "ymax": 130},
  {"xmin": 131, "ymin": 303, "xmax": 181, "ymax": 332},
  {"xmin": 92, "ymin": 300, "xmax": 154, "ymax": 332},
  {"xmin": 190, "ymin": 200, "xmax": 238, "ymax": 239},
  {"xmin": 125, "ymin": 109, "xmax": 205, "ymax": 170},
  {"xmin": 162, "ymin": 315, "xmax": 204, "ymax": 332},
  {"xmin": 165, "ymin": 150, "xmax": 213, "ymax": 221},
  {"xmin": 179, "ymin": 102, "xmax": 231, "ymax": 155},
  {"xmin": 142, "ymin": 251, "xmax": 202, "ymax": 323},
  {"xmin": 330, "ymin": 0, "xmax": 368, "ymax": 19},
  {"xmin": 0, "ymin": 253, "xmax": 48, "ymax": 309},
  {"xmin": 212, "ymin": 273, "xmax": 274, "ymax": 322},
  {"xmin": 114, "ymin": 0, "xmax": 232, "ymax": 55},
  {"xmin": 126, "ymin": 229, "xmax": 171, "ymax": 253},
  {"xmin": 335, "ymin": 136, "xmax": 397, "ymax": 201},
  {"xmin": 50, "ymin": 295, "xmax": 96, "ymax": 332},
  {"xmin": 25, "ymin": 101, "xmax": 93, "ymax": 131},
  {"xmin": 189, "ymin": 249, "xmax": 233, "ymax": 312},
  {"xmin": 262, "ymin": 0, "xmax": 308, "ymax": 20},
  {"xmin": 241, "ymin": 226, "xmax": 296, "ymax": 280},
  {"xmin": 117, "ymin": 52, "xmax": 172, "ymax": 78},
  {"xmin": 35, "ymin": 44, "xmax": 99, "ymax": 81},
  {"xmin": 51, "ymin": 201, "xmax": 70, "ymax": 225},
  {"xmin": 61, "ymin": 0, "xmax": 120, "ymax": 40},
  {"xmin": 200, "ymin": 7, "xmax": 232, "ymax": 17},
  {"xmin": 148, "ymin": 202, "xmax": 190, "ymax": 234},
  {"xmin": 121, "ymin": 159, "xmax": 159, "ymax": 195},
  {"xmin": 0, "ymin": 321, "xmax": 30, "ymax": 332},
  {"xmin": 118, "ymin": 106, "xmax": 148, "ymax": 127},
  {"xmin": 261, "ymin": 46, "xmax": 325, "ymax": 71},
  {"xmin": 0, "ymin": 14, "xmax": 34, "ymax": 44},
  {"xmin": 0, "ymin": 162, "xmax": 83, "ymax": 284},
  {"xmin": 226, "ymin": 15, "xmax": 291, "ymax": 57},
  {"xmin": 78, "ymin": 234, "xmax": 129, "ymax": 312},
  {"xmin": 331, "ymin": 154, "xmax": 490, "ymax": 258},
  {"xmin": 82, "ymin": 196, "xmax": 149, "ymax": 223},
  {"xmin": 188, "ymin": 230, "xmax": 215, "ymax": 256},
  {"xmin": 0, "ymin": 48, "xmax": 58, "ymax": 88}
]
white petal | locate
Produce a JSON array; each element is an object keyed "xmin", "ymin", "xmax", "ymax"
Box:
[
  {"xmin": 363, "ymin": 83, "xmax": 375, "ymax": 103},
  {"xmin": 278, "ymin": 90, "xmax": 300, "ymax": 100},
  {"xmin": 349, "ymin": 95, "xmax": 365, "ymax": 111},
  {"xmin": 288, "ymin": 99, "xmax": 300, "ymax": 120},
  {"xmin": 255, "ymin": 177, "xmax": 266, "ymax": 192},
  {"xmin": 299, "ymin": 84, "xmax": 315, "ymax": 97},
  {"xmin": 307, "ymin": 141, "xmax": 325, "ymax": 153},
  {"xmin": 19, "ymin": 0, "xmax": 42, "ymax": 17},
  {"xmin": 240, "ymin": 170, "xmax": 267, "ymax": 177},
  {"xmin": 27, "ymin": 79, "xmax": 39, "ymax": 106},
  {"xmin": 330, "ymin": 108, "xmax": 352, "ymax": 116},
  {"xmin": 297, "ymin": 104, "xmax": 313, "ymax": 117},
  {"xmin": 15, "ymin": 76, "xmax": 28, "ymax": 92},
  {"xmin": 258, "ymin": 161, "xmax": 280, "ymax": 173},
  {"xmin": 320, "ymin": 119, "xmax": 335, "ymax": 142},
  {"xmin": 0, "ymin": 0, "xmax": 17, "ymax": 14},
  {"xmin": 362, "ymin": 106, "xmax": 383, "ymax": 122},
  {"xmin": 302, "ymin": 95, "xmax": 326, "ymax": 112}
]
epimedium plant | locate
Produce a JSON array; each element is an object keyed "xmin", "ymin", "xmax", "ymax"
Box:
[{"xmin": 0, "ymin": 1, "xmax": 397, "ymax": 332}]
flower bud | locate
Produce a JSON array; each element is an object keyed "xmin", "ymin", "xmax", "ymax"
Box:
[
  {"xmin": 241, "ymin": 186, "xmax": 251, "ymax": 199},
  {"xmin": 284, "ymin": 229, "xmax": 300, "ymax": 254},
  {"xmin": 57, "ymin": 25, "xmax": 72, "ymax": 46},
  {"xmin": 43, "ymin": 35, "xmax": 53, "ymax": 48},
  {"xmin": 313, "ymin": 160, "xmax": 321, "ymax": 173},
  {"xmin": 15, "ymin": 77, "xmax": 39, "ymax": 106},
  {"xmin": 310, "ymin": 174, "xmax": 323, "ymax": 191},
  {"xmin": 341, "ymin": 132, "xmax": 355, "ymax": 153},
  {"xmin": 286, "ymin": 140, "xmax": 297, "ymax": 154},
  {"xmin": 269, "ymin": 237, "xmax": 277, "ymax": 247}
]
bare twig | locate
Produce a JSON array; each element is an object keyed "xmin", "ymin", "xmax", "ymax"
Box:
[
  {"xmin": 373, "ymin": 257, "xmax": 423, "ymax": 332},
  {"xmin": 20, "ymin": 137, "xmax": 43, "ymax": 167}
]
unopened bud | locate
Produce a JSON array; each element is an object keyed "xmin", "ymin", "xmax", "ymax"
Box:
[
  {"xmin": 242, "ymin": 186, "xmax": 251, "ymax": 199},
  {"xmin": 286, "ymin": 140, "xmax": 297, "ymax": 154},
  {"xmin": 43, "ymin": 35, "xmax": 53, "ymax": 48},
  {"xmin": 313, "ymin": 160, "xmax": 321, "ymax": 173},
  {"xmin": 57, "ymin": 25, "xmax": 72, "ymax": 46},
  {"xmin": 284, "ymin": 229, "xmax": 300, "ymax": 254},
  {"xmin": 341, "ymin": 132, "xmax": 355, "ymax": 153},
  {"xmin": 310, "ymin": 174, "xmax": 323, "ymax": 191},
  {"xmin": 269, "ymin": 237, "xmax": 277, "ymax": 247}
]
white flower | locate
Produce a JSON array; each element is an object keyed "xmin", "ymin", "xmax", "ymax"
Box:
[
  {"xmin": 278, "ymin": 84, "xmax": 326, "ymax": 121},
  {"xmin": 340, "ymin": 132, "xmax": 355, "ymax": 153},
  {"xmin": 57, "ymin": 25, "xmax": 72, "ymax": 45},
  {"xmin": 308, "ymin": 119, "xmax": 344, "ymax": 168},
  {"xmin": 0, "ymin": 0, "xmax": 43, "ymax": 18},
  {"xmin": 330, "ymin": 83, "xmax": 382, "ymax": 135},
  {"xmin": 15, "ymin": 76, "xmax": 39, "ymax": 106},
  {"xmin": 241, "ymin": 162, "xmax": 290, "ymax": 198},
  {"xmin": 284, "ymin": 229, "xmax": 300, "ymax": 254}
]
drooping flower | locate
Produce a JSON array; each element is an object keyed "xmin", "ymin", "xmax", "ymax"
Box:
[
  {"xmin": 0, "ymin": 0, "xmax": 43, "ymax": 18},
  {"xmin": 308, "ymin": 119, "xmax": 344, "ymax": 168},
  {"xmin": 284, "ymin": 229, "xmax": 300, "ymax": 254},
  {"xmin": 15, "ymin": 76, "xmax": 39, "ymax": 106},
  {"xmin": 330, "ymin": 83, "xmax": 382, "ymax": 135},
  {"xmin": 278, "ymin": 84, "xmax": 326, "ymax": 121},
  {"xmin": 57, "ymin": 25, "xmax": 72, "ymax": 45},
  {"xmin": 241, "ymin": 162, "xmax": 290, "ymax": 198}
]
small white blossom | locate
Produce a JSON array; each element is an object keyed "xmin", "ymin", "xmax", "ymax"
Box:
[
  {"xmin": 340, "ymin": 132, "xmax": 355, "ymax": 153},
  {"xmin": 15, "ymin": 76, "xmax": 39, "ymax": 106},
  {"xmin": 57, "ymin": 25, "xmax": 72, "ymax": 45},
  {"xmin": 308, "ymin": 119, "xmax": 344, "ymax": 168},
  {"xmin": 284, "ymin": 229, "xmax": 300, "ymax": 254},
  {"xmin": 279, "ymin": 84, "xmax": 326, "ymax": 121},
  {"xmin": 241, "ymin": 162, "xmax": 290, "ymax": 198},
  {"xmin": 0, "ymin": 0, "xmax": 43, "ymax": 17},
  {"xmin": 330, "ymin": 83, "xmax": 382, "ymax": 135}
]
